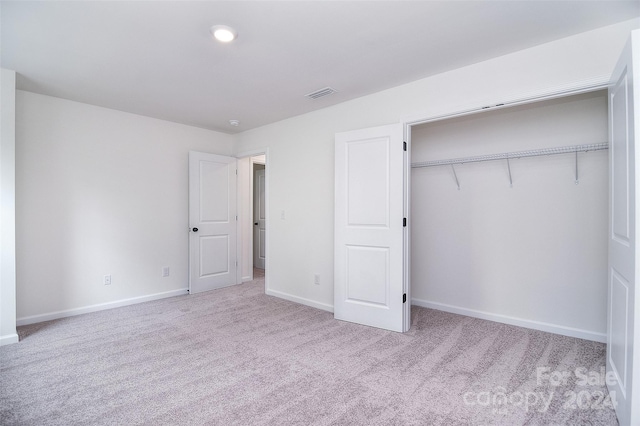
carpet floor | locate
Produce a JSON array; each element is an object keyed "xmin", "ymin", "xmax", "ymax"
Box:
[{"xmin": 0, "ymin": 275, "xmax": 617, "ymax": 425}]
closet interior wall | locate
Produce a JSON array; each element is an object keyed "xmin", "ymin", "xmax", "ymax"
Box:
[{"xmin": 410, "ymin": 90, "xmax": 609, "ymax": 340}]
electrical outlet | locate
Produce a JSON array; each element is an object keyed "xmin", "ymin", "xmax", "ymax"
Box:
[
  {"xmin": 162, "ymin": 266, "xmax": 170, "ymax": 277},
  {"xmin": 104, "ymin": 274, "xmax": 112, "ymax": 285},
  {"xmin": 314, "ymin": 274, "xmax": 320, "ymax": 285}
]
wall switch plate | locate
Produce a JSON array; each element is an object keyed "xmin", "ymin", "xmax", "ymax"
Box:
[
  {"xmin": 280, "ymin": 210, "xmax": 286, "ymax": 220},
  {"xmin": 104, "ymin": 274, "xmax": 112, "ymax": 285},
  {"xmin": 314, "ymin": 274, "xmax": 320, "ymax": 285},
  {"xmin": 162, "ymin": 266, "xmax": 170, "ymax": 277}
]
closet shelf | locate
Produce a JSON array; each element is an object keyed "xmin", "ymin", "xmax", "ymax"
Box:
[{"xmin": 411, "ymin": 142, "xmax": 609, "ymax": 169}]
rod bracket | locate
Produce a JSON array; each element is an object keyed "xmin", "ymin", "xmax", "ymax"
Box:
[{"xmin": 451, "ymin": 164, "xmax": 460, "ymax": 190}]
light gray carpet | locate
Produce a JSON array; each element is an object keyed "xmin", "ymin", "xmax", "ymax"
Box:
[{"xmin": 1, "ymin": 275, "xmax": 617, "ymax": 425}]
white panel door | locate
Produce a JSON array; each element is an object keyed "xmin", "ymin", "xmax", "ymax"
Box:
[
  {"xmin": 189, "ymin": 152, "xmax": 238, "ymax": 293},
  {"xmin": 253, "ymin": 168, "xmax": 266, "ymax": 270},
  {"xmin": 334, "ymin": 123, "xmax": 408, "ymax": 332},
  {"xmin": 607, "ymin": 30, "xmax": 639, "ymax": 426}
]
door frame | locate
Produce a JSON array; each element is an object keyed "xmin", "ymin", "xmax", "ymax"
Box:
[
  {"xmin": 236, "ymin": 148, "xmax": 270, "ymax": 290},
  {"xmin": 403, "ymin": 78, "xmax": 610, "ymax": 131}
]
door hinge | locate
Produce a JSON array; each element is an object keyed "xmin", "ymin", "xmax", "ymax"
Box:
[
  {"xmin": 403, "ymin": 218, "xmax": 407, "ymax": 227},
  {"xmin": 403, "ymin": 293, "xmax": 407, "ymax": 303},
  {"xmin": 403, "ymin": 141, "xmax": 407, "ymax": 151}
]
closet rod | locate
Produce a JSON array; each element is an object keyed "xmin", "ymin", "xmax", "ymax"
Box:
[{"xmin": 411, "ymin": 142, "xmax": 609, "ymax": 169}]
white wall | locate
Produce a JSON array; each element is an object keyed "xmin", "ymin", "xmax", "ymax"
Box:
[
  {"xmin": 1, "ymin": 68, "xmax": 18, "ymax": 345},
  {"xmin": 15, "ymin": 91, "xmax": 233, "ymax": 323},
  {"xmin": 234, "ymin": 19, "xmax": 639, "ymax": 336},
  {"xmin": 411, "ymin": 91, "xmax": 608, "ymax": 341}
]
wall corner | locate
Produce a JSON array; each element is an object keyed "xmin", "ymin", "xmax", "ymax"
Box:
[{"xmin": 1, "ymin": 68, "xmax": 18, "ymax": 345}]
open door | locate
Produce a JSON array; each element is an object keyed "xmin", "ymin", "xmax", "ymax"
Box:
[
  {"xmin": 607, "ymin": 30, "xmax": 639, "ymax": 426},
  {"xmin": 253, "ymin": 168, "xmax": 266, "ymax": 270},
  {"xmin": 334, "ymin": 123, "xmax": 409, "ymax": 332},
  {"xmin": 189, "ymin": 151, "xmax": 238, "ymax": 293}
]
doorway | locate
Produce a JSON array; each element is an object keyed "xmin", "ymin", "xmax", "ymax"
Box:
[
  {"xmin": 236, "ymin": 151, "xmax": 269, "ymax": 288},
  {"xmin": 408, "ymin": 90, "xmax": 609, "ymax": 341},
  {"xmin": 252, "ymin": 158, "xmax": 266, "ymax": 272}
]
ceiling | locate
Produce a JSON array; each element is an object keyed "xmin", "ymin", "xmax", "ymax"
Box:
[{"xmin": 2, "ymin": 1, "xmax": 639, "ymax": 134}]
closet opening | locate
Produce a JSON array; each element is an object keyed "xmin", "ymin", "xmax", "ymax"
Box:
[{"xmin": 407, "ymin": 89, "xmax": 609, "ymax": 342}]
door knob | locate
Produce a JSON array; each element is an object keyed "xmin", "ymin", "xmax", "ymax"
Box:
[
  {"xmin": 192, "ymin": 227, "xmax": 198, "ymax": 232},
  {"xmin": 254, "ymin": 223, "xmax": 258, "ymax": 225}
]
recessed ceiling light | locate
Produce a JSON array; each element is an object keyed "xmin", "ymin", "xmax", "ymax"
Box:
[
  {"xmin": 229, "ymin": 119, "xmax": 240, "ymax": 127},
  {"xmin": 210, "ymin": 25, "xmax": 237, "ymax": 43}
]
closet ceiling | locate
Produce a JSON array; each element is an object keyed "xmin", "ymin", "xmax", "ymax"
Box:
[{"xmin": 1, "ymin": 1, "xmax": 638, "ymax": 134}]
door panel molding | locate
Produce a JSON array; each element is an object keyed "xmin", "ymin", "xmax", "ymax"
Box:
[
  {"xmin": 334, "ymin": 123, "xmax": 408, "ymax": 332},
  {"xmin": 189, "ymin": 151, "xmax": 238, "ymax": 293},
  {"xmin": 607, "ymin": 30, "xmax": 638, "ymax": 426}
]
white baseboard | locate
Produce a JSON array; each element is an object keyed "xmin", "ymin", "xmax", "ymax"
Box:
[
  {"xmin": 16, "ymin": 288, "xmax": 189, "ymax": 327},
  {"xmin": 265, "ymin": 288, "xmax": 334, "ymax": 313},
  {"xmin": 412, "ymin": 298, "xmax": 606, "ymax": 343},
  {"xmin": 14, "ymin": 287, "xmax": 604, "ymax": 343},
  {"xmin": 0, "ymin": 333, "xmax": 19, "ymax": 346}
]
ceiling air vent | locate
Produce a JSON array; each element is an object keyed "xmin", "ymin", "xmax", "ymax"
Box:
[{"xmin": 305, "ymin": 87, "xmax": 337, "ymax": 100}]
